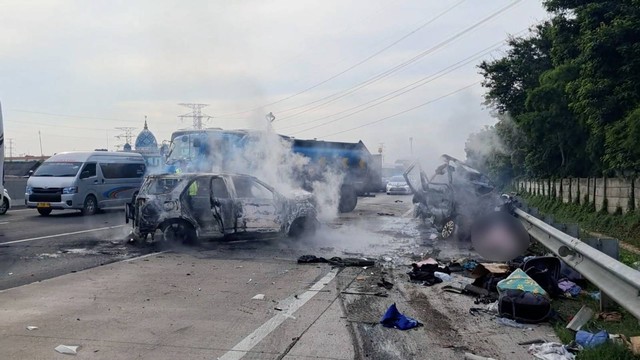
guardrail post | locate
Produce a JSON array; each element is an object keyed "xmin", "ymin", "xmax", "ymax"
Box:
[{"xmin": 582, "ymin": 237, "xmax": 620, "ymax": 312}]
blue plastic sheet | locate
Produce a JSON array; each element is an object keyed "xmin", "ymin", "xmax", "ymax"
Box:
[
  {"xmin": 576, "ymin": 330, "xmax": 608, "ymax": 349},
  {"xmin": 380, "ymin": 303, "xmax": 421, "ymax": 330}
]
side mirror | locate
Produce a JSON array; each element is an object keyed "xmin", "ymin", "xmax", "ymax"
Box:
[
  {"xmin": 28, "ymin": 170, "xmax": 34, "ymax": 177},
  {"xmin": 193, "ymin": 138, "xmax": 201, "ymax": 148}
]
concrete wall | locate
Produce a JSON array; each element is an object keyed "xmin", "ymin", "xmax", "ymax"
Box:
[
  {"xmin": 605, "ymin": 178, "xmax": 632, "ymax": 213},
  {"xmin": 571, "ymin": 178, "xmax": 579, "ymax": 204},
  {"xmin": 524, "ymin": 176, "xmax": 638, "ymax": 215},
  {"xmin": 561, "ymin": 179, "xmax": 571, "ymax": 203},
  {"xmin": 5, "ymin": 178, "xmax": 27, "ymax": 204}
]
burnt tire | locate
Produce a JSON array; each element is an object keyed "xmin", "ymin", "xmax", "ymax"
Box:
[
  {"xmin": 37, "ymin": 208, "xmax": 52, "ymax": 216},
  {"xmin": 338, "ymin": 186, "xmax": 357, "ymax": 213},
  {"xmin": 162, "ymin": 221, "xmax": 197, "ymax": 244},
  {"xmin": 288, "ymin": 217, "xmax": 318, "ymax": 238},
  {"xmin": 81, "ymin": 195, "xmax": 98, "ymax": 216},
  {"xmin": 440, "ymin": 215, "xmax": 468, "ymax": 240}
]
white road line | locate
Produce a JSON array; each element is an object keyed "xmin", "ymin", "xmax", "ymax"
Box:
[
  {"xmin": 218, "ymin": 268, "xmax": 340, "ymax": 360},
  {"xmin": 0, "ymin": 222, "xmax": 9, "ymax": 225},
  {"xmin": 123, "ymin": 250, "xmax": 168, "ymax": 262},
  {"xmin": 0, "ymin": 225, "xmax": 126, "ymax": 245}
]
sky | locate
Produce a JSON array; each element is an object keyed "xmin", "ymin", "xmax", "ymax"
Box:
[{"xmin": 0, "ymin": 0, "xmax": 548, "ymax": 167}]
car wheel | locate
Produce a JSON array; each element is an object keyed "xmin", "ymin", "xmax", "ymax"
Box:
[
  {"xmin": 0, "ymin": 198, "xmax": 8, "ymax": 215},
  {"xmin": 81, "ymin": 195, "xmax": 98, "ymax": 216},
  {"xmin": 441, "ymin": 218, "xmax": 456, "ymax": 239},
  {"xmin": 163, "ymin": 221, "xmax": 197, "ymax": 244},
  {"xmin": 37, "ymin": 208, "xmax": 52, "ymax": 216},
  {"xmin": 288, "ymin": 217, "xmax": 318, "ymax": 238}
]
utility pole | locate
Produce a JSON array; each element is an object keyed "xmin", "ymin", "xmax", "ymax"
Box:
[
  {"xmin": 178, "ymin": 103, "xmax": 213, "ymax": 130},
  {"xmin": 38, "ymin": 131, "xmax": 44, "ymax": 157},
  {"xmin": 7, "ymin": 138, "xmax": 13, "ymax": 161}
]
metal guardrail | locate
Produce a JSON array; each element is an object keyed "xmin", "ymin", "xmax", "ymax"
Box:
[{"xmin": 514, "ymin": 207, "xmax": 640, "ymax": 320}]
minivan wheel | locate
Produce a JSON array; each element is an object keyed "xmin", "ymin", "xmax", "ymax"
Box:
[
  {"xmin": 0, "ymin": 198, "xmax": 8, "ymax": 215},
  {"xmin": 163, "ymin": 221, "xmax": 197, "ymax": 244},
  {"xmin": 82, "ymin": 195, "xmax": 98, "ymax": 216},
  {"xmin": 37, "ymin": 208, "xmax": 52, "ymax": 216}
]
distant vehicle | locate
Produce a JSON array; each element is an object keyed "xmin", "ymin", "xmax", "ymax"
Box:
[
  {"xmin": 26, "ymin": 151, "xmax": 146, "ymax": 216},
  {"xmin": 386, "ymin": 175, "xmax": 412, "ymax": 195},
  {"xmin": 126, "ymin": 173, "xmax": 318, "ymax": 243},
  {"xmin": 0, "ymin": 189, "xmax": 11, "ymax": 215},
  {"xmin": 404, "ymin": 154, "xmax": 499, "ymax": 240}
]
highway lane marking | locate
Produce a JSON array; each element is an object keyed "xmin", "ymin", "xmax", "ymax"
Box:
[
  {"xmin": 218, "ymin": 267, "xmax": 340, "ymax": 360},
  {"xmin": 0, "ymin": 222, "xmax": 9, "ymax": 225},
  {"xmin": 0, "ymin": 225, "xmax": 126, "ymax": 245},
  {"xmin": 123, "ymin": 250, "xmax": 169, "ymax": 262}
]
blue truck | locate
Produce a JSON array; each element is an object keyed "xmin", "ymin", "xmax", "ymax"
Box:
[{"xmin": 163, "ymin": 128, "xmax": 379, "ymax": 213}]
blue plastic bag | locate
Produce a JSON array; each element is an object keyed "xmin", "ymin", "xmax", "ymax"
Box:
[
  {"xmin": 380, "ymin": 303, "xmax": 421, "ymax": 330},
  {"xmin": 576, "ymin": 330, "xmax": 608, "ymax": 349}
]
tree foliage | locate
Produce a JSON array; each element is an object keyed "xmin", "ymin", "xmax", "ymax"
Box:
[{"xmin": 468, "ymin": 0, "xmax": 640, "ymax": 179}]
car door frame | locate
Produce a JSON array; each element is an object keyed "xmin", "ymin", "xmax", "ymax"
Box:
[
  {"xmin": 209, "ymin": 176, "xmax": 237, "ymax": 235},
  {"xmin": 229, "ymin": 176, "xmax": 281, "ymax": 235}
]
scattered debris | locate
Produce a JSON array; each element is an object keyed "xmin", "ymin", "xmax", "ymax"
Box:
[
  {"xmin": 55, "ymin": 345, "xmax": 80, "ymax": 355},
  {"xmin": 518, "ymin": 339, "xmax": 547, "ymax": 345},
  {"xmin": 464, "ymin": 353, "xmax": 497, "ymax": 360},
  {"xmin": 527, "ymin": 342, "xmax": 575, "ymax": 360},
  {"xmin": 597, "ymin": 311, "xmax": 622, "ymax": 322},
  {"xmin": 342, "ymin": 291, "xmax": 388, "ymax": 297},
  {"xmin": 252, "ymin": 294, "xmax": 265, "ymax": 300},
  {"xmin": 575, "ymin": 330, "xmax": 608, "ymax": 349},
  {"xmin": 557, "ymin": 279, "xmax": 581, "ymax": 297},
  {"xmin": 412, "ymin": 258, "xmax": 439, "ymax": 267},
  {"xmin": 566, "ymin": 306, "xmax": 594, "ymax": 331},
  {"xmin": 377, "ymin": 212, "xmax": 395, "ymax": 216},
  {"xmin": 587, "ymin": 291, "xmax": 600, "ymax": 301},
  {"xmin": 631, "ymin": 336, "xmax": 640, "ymax": 355},
  {"xmin": 377, "ymin": 277, "xmax": 394, "ymax": 290},
  {"xmin": 356, "ymin": 275, "xmax": 367, "ymax": 281},
  {"xmin": 496, "ymin": 269, "xmax": 552, "ymax": 323},
  {"xmin": 380, "ymin": 303, "xmax": 421, "ymax": 330},
  {"xmin": 496, "ymin": 317, "xmax": 533, "ymax": 330},
  {"xmin": 408, "ymin": 261, "xmax": 450, "ymax": 286},
  {"xmin": 274, "ymin": 307, "xmax": 283, "ymax": 311},
  {"xmin": 8, "ymin": 272, "xmax": 13, "ymax": 276},
  {"xmin": 247, "ymin": 279, "xmax": 252, "ymax": 284},
  {"xmin": 26, "ymin": 326, "xmax": 39, "ymax": 331},
  {"xmin": 297, "ymin": 255, "xmax": 375, "ymax": 267},
  {"xmin": 433, "ymin": 272, "xmax": 452, "ymax": 282},
  {"xmin": 394, "ymin": 200, "xmax": 403, "ymax": 203}
]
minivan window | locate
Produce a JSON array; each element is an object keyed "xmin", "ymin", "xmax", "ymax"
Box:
[
  {"xmin": 79, "ymin": 163, "xmax": 96, "ymax": 179},
  {"xmin": 100, "ymin": 163, "xmax": 145, "ymax": 179},
  {"xmin": 33, "ymin": 162, "xmax": 82, "ymax": 177}
]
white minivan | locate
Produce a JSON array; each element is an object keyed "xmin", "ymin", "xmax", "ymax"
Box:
[{"xmin": 26, "ymin": 151, "xmax": 146, "ymax": 216}]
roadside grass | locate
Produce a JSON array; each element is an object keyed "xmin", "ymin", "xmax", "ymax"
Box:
[
  {"xmin": 521, "ymin": 194, "xmax": 640, "ymax": 359},
  {"xmin": 523, "ymin": 194, "xmax": 640, "ymax": 266},
  {"xmin": 551, "ymin": 296, "xmax": 640, "ymax": 359}
]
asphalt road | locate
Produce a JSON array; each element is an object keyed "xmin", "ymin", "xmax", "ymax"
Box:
[{"xmin": 0, "ymin": 195, "xmax": 554, "ymax": 359}]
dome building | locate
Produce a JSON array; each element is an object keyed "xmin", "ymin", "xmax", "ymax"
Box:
[{"xmin": 130, "ymin": 117, "xmax": 163, "ymax": 169}]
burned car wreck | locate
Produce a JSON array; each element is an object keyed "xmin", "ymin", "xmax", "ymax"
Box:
[
  {"xmin": 125, "ymin": 173, "xmax": 318, "ymax": 242},
  {"xmin": 404, "ymin": 155, "xmax": 505, "ymax": 240}
]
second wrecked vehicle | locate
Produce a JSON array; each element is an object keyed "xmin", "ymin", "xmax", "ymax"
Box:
[
  {"xmin": 126, "ymin": 173, "xmax": 318, "ymax": 242},
  {"xmin": 404, "ymin": 155, "xmax": 502, "ymax": 240}
]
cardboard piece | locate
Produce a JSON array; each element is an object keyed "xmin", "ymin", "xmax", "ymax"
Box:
[
  {"xmin": 566, "ymin": 305, "xmax": 594, "ymax": 331},
  {"xmin": 471, "ymin": 263, "xmax": 510, "ymax": 279}
]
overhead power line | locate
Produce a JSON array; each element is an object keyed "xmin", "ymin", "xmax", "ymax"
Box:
[
  {"xmin": 274, "ymin": 0, "xmax": 522, "ymax": 123},
  {"xmin": 316, "ymin": 81, "xmax": 481, "ymax": 138},
  {"xmin": 279, "ymin": 26, "xmax": 532, "ymax": 133},
  {"xmin": 215, "ymin": 0, "xmax": 468, "ymax": 118}
]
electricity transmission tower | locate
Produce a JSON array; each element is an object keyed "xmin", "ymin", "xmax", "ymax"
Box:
[
  {"xmin": 114, "ymin": 127, "xmax": 136, "ymax": 150},
  {"xmin": 178, "ymin": 103, "xmax": 213, "ymax": 130}
]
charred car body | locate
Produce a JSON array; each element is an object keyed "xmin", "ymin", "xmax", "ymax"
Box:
[
  {"xmin": 404, "ymin": 155, "xmax": 503, "ymax": 240},
  {"xmin": 126, "ymin": 173, "xmax": 318, "ymax": 242}
]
